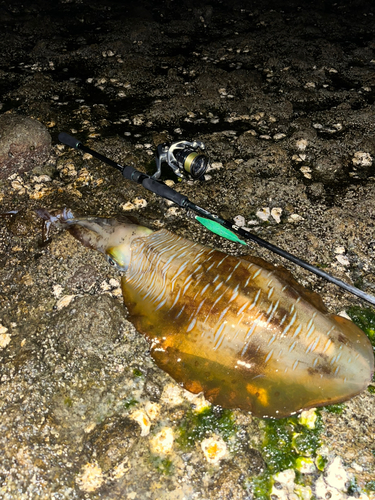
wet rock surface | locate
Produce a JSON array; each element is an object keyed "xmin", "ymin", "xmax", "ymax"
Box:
[
  {"xmin": 0, "ymin": 114, "xmax": 52, "ymax": 179},
  {"xmin": 0, "ymin": 0, "xmax": 375, "ymax": 498}
]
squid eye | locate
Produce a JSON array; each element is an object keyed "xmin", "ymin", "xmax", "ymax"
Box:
[
  {"xmin": 105, "ymin": 246, "xmax": 129, "ymax": 271},
  {"xmin": 106, "ymin": 255, "xmax": 117, "ymax": 267}
]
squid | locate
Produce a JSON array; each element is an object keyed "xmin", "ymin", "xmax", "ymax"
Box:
[{"xmin": 36, "ymin": 208, "xmax": 374, "ymax": 418}]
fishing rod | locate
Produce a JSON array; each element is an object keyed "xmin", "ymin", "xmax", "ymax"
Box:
[{"xmin": 58, "ymin": 132, "xmax": 375, "ymax": 306}]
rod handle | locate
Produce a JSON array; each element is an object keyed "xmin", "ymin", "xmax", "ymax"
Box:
[{"xmin": 58, "ymin": 132, "xmax": 81, "ymax": 149}]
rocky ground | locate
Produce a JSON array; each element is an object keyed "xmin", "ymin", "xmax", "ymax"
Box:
[{"xmin": 0, "ymin": 0, "xmax": 375, "ymax": 498}]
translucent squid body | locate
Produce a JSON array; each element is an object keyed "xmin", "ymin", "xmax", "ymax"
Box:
[{"xmin": 37, "ymin": 208, "xmax": 374, "ymax": 418}]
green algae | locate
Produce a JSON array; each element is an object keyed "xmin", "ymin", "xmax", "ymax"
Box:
[
  {"xmin": 316, "ymin": 454, "xmax": 328, "ymax": 472},
  {"xmin": 64, "ymin": 396, "xmax": 73, "ymax": 408},
  {"xmin": 261, "ymin": 412, "xmax": 323, "ymax": 473},
  {"xmin": 176, "ymin": 406, "xmax": 238, "ymax": 451},
  {"xmin": 123, "ymin": 397, "xmax": 138, "ymax": 409},
  {"xmin": 347, "ymin": 306, "xmax": 375, "ymax": 348},
  {"xmin": 246, "ymin": 412, "xmax": 324, "ymax": 498},
  {"xmin": 176, "ymin": 406, "xmax": 326, "ymax": 498},
  {"xmin": 347, "ymin": 306, "xmax": 375, "ymax": 383},
  {"xmin": 323, "ymin": 403, "xmax": 345, "ymax": 414},
  {"xmin": 149, "ymin": 455, "xmax": 174, "ymax": 475}
]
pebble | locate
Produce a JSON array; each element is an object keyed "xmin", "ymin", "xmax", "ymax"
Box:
[
  {"xmin": 334, "ymin": 246, "xmax": 346, "ymax": 254},
  {"xmin": 121, "ymin": 198, "xmax": 147, "ymax": 211},
  {"xmin": 121, "ymin": 202, "xmax": 135, "ymax": 211},
  {"xmin": 133, "ymin": 198, "xmax": 147, "ymax": 209},
  {"xmin": 273, "ymin": 133, "xmax": 286, "ymax": 140},
  {"xmin": 271, "ymin": 469, "xmax": 297, "ymax": 500},
  {"xmin": 288, "ymin": 214, "xmax": 305, "ymax": 223},
  {"xmin": 206, "ymin": 161, "xmax": 223, "ymax": 172}
]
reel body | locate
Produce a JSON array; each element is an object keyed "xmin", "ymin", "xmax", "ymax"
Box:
[{"xmin": 153, "ymin": 140, "xmax": 209, "ymax": 180}]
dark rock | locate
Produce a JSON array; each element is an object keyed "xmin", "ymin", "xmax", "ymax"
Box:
[
  {"xmin": 50, "ymin": 294, "xmax": 125, "ymax": 359},
  {"xmin": 67, "ymin": 264, "xmax": 98, "ymax": 292},
  {"xmin": 0, "ymin": 114, "xmax": 51, "ymax": 179}
]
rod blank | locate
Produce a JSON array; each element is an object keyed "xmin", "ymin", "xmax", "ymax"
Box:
[{"xmin": 58, "ymin": 132, "xmax": 375, "ymax": 306}]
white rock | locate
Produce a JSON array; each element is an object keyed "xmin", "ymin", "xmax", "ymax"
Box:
[
  {"xmin": 300, "ymin": 166, "xmax": 312, "ymax": 179},
  {"xmin": 144, "ymin": 402, "xmax": 161, "ymax": 420},
  {"xmin": 149, "ymin": 427, "xmax": 174, "ymax": 455},
  {"xmin": 325, "ymin": 457, "xmax": 350, "ymax": 491},
  {"xmin": 352, "ymin": 151, "xmax": 373, "ymax": 167},
  {"xmin": 273, "ymin": 133, "xmax": 286, "ymax": 140},
  {"xmin": 0, "ymin": 332, "xmax": 11, "ymax": 349},
  {"xmin": 56, "ymin": 295, "xmax": 76, "ymax": 310},
  {"xmin": 296, "ymin": 139, "xmax": 308, "ymax": 151},
  {"xmin": 133, "ymin": 198, "xmax": 147, "ymax": 209},
  {"xmin": 0, "ymin": 324, "xmax": 9, "ymax": 335},
  {"xmin": 337, "ymin": 310, "xmax": 351, "ymax": 320},
  {"xmin": 206, "ymin": 161, "xmax": 223, "ymax": 172},
  {"xmin": 315, "ymin": 476, "xmax": 344, "ymax": 500},
  {"xmin": 130, "ymin": 410, "xmax": 151, "ymax": 436},
  {"xmin": 256, "ymin": 207, "xmax": 270, "ymax": 221},
  {"xmin": 52, "ymin": 284, "xmax": 63, "ymax": 298},
  {"xmin": 273, "ymin": 468, "xmax": 295, "ymax": 488},
  {"xmin": 76, "ymin": 462, "xmax": 104, "ymax": 493},
  {"xmin": 288, "ymin": 214, "xmax": 305, "ymax": 223},
  {"xmin": 233, "ymin": 215, "xmax": 246, "ymax": 227},
  {"xmin": 336, "ymin": 254, "xmax": 350, "ymax": 266},
  {"xmin": 334, "ymin": 246, "xmax": 345, "ymax": 254},
  {"xmin": 271, "ymin": 207, "xmax": 282, "ymax": 223},
  {"xmin": 121, "ymin": 202, "xmax": 135, "ymax": 211},
  {"xmin": 298, "ymin": 408, "xmax": 318, "ymax": 429},
  {"xmin": 160, "ymin": 383, "xmax": 184, "ymax": 406}
]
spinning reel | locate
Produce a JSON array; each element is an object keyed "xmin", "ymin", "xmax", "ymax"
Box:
[{"xmin": 153, "ymin": 140, "xmax": 209, "ymax": 180}]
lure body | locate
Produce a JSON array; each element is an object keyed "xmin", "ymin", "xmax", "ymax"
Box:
[{"xmin": 37, "ymin": 209, "xmax": 374, "ymax": 418}]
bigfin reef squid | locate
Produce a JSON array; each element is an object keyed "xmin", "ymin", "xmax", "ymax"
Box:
[{"xmin": 36, "ymin": 207, "xmax": 374, "ymax": 418}]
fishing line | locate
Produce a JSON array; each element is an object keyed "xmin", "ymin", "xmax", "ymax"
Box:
[{"xmin": 58, "ymin": 132, "xmax": 375, "ymax": 306}]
